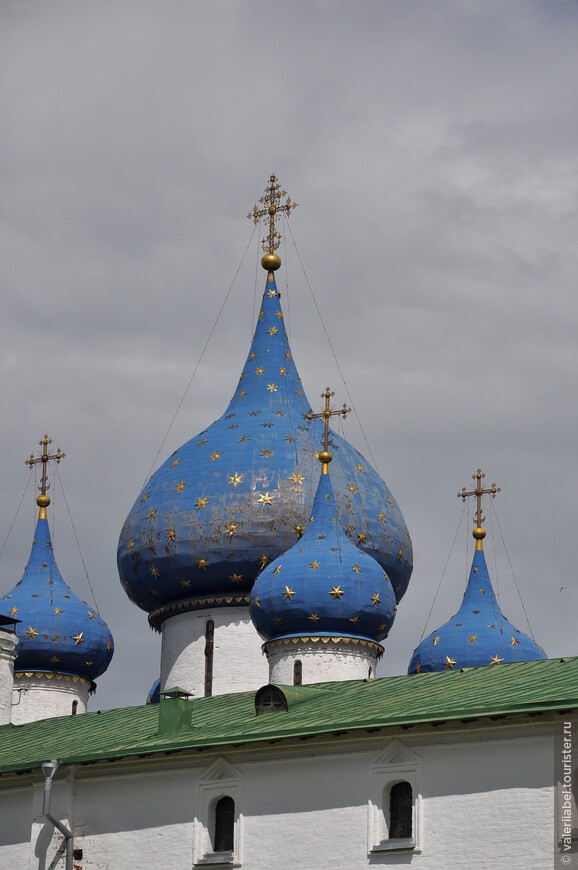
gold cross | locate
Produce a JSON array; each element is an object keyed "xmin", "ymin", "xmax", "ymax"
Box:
[
  {"xmin": 248, "ymin": 175, "xmax": 297, "ymax": 270},
  {"xmin": 458, "ymin": 468, "xmax": 500, "ymax": 546},
  {"xmin": 306, "ymin": 388, "xmax": 350, "ymax": 471},
  {"xmin": 25, "ymin": 434, "xmax": 65, "ymax": 513}
]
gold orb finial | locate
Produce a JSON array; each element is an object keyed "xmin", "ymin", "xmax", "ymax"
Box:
[{"xmin": 261, "ymin": 252, "xmax": 281, "ymax": 272}]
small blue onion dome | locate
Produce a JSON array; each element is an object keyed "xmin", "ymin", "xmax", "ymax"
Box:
[
  {"xmin": 250, "ymin": 460, "xmax": 396, "ymax": 645},
  {"xmin": 117, "ymin": 272, "xmax": 413, "ymax": 628},
  {"xmin": 408, "ymin": 543, "xmax": 546, "ymax": 674},
  {"xmin": 146, "ymin": 677, "xmax": 161, "ymax": 704},
  {"xmin": 1, "ymin": 513, "xmax": 114, "ymax": 681}
]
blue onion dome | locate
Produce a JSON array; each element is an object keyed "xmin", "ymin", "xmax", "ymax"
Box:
[
  {"xmin": 147, "ymin": 677, "xmax": 161, "ymax": 704},
  {"xmin": 408, "ymin": 525, "xmax": 546, "ymax": 675},
  {"xmin": 1, "ymin": 509, "xmax": 114, "ymax": 682},
  {"xmin": 118, "ymin": 195, "xmax": 412, "ymax": 628},
  {"xmin": 250, "ymin": 446, "xmax": 396, "ymax": 645}
]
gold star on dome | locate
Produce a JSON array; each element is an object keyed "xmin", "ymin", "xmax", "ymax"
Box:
[
  {"xmin": 474, "ymin": 567, "xmax": 478, "ymax": 573},
  {"xmin": 128, "ymin": 539, "xmax": 136, "ymax": 551},
  {"xmin": 511, "ymin": 636, "xmax": 519, "ymax": 645},
  {"xmin": 310, "ymin": 561, "xmax": 319, "ymax": 570},
  {"xmin": 259, "ymin": 554, "xmax": 269, "ymax": 570},
  {"xmin": 273, "ymin": 616, "xmax": 282, "ymax": 626},
  {"xmin": 268, "ymin": 327, "xmax": 278, "ymax": 336},
  {"xmin": 286, "ymin": 352, "xmax": 292, "ymax": 360},
  {"xmin": 285, "ymin": 434, "xmax": 296, "ymax": 444},
  {"xmin": 229, "ymin": 573, "xmax": 242, "ymax": 584},
  {"xmin": 258, "ymin": 310, "xmax": 265, "ymax": 320},
  {"xmin": 330, "ymin": 586, "xmax": 344, "ymax": 599},
  {"xmin": 356, "ymin": 464, "xmax": 366, "ymax": 474},
  {"xmin": 378, "ymin": 622, "xmax": 386, "ymax": 632},
  {"xmin": 50, "ymin": 655, "xmax": 60, "ymax": 664},
  {"xmin": 309, "ymin": 612, "xmax": 320, "ymax": 623},
  {"xmin": 74, "ymin": 632, "xmax": 84, "ymax": 645},
  {"xmin": 267, "ymin": 383, "xmax": 277, "ymax": 392},
  {"xmin": 175, "ymin": 482, "xmax": 186, "ymax": 493},
  {"xmin": 105, "ymin": 640, "xmax": 112, "ymax": 651},
  {"xmin": 261, "ymin": 448, "xmax": 273, "ymax": 458},
  {"xmin": 397, "ymin": 548, "xmax": 403, "ymax": 561},
  {"xmin": 141, "ymin": 493, "xmax": 150, "ymax": 503},
  {"xmin": 195, "ymin": 496, "xmax": 209, "ymax": 510},
  {"xmin": 151, "ymin": 566, "xmax": 160, "ymax": 578},
  {"xmin": 490, "ymin": 655, "xmax": 504, "ymax": 665},
  {"xmin": 468, "ymin": 635, "xmax": 477, "ymax": 643},
  {"xmin": 167, "ymin": 529, "xmax": 176, "ymax": 542},
  {"xmin": 290, "ymin": 472, "xmax": 305, "ymax": 484},
  {"xmin": 370, "ymin": 593, "xmax": 380, "ymax": 606},
  {"xmin": 9, "ymin": 607, "xmax": 18, "ymax": 616},
  {"xmin": 357, "ymin": 532, "xmax": 367, "ymax": 545},
  {"xmin": 171, "ymin": 458, "xmax": 180, "ymax": 468},
  {"xmin": 198, "ymin": 559, "xmax": 209, "ymax": 571},
  {"xmin": 480, "ymin": 588, "xmax": 485, "ymax": 595},
  {"xmin": 387, "ymin": 496, "xmax": 393, "ymax": 506},
  {"xmin": 197, "ymin": 439, "xmax": 208, "ymax": 447},
  {"xmin": 26, "ymin": 626, "xmax": 38, "ymax": 640},
  {"xmin": 348, "ymin": 484, "xmax": 359, "ymax": 495},
  {"xmin": 254, "ymin": 597, "xmax": 260, "ymax": 608},
  {"xmin": 349, "ymin": 616, "xmax": 360, "ymax": 624},
  {"xmin": 229, "ymin": 473, "xmax": 243, "ymax": 488},
  {"xmin": 255, "ymin": 367, "xmax": 264, "ymax": 376},
  {"xmin": 85, "ymin": 660, "xmax": 93, "ymax": 667},
  {"xmin": 283, "ymin": 586, "xmax": 295, "ymax": 601},
  {"xmin": 257, "ymin": 492, "xmax": 273, "ymax": 506},
  {"xmin": 238, "ymin": 390, "xmax": 247, "ymax": 398},
  {"xmin": 268, "ymin": 288, "xmax": 276, "ymax": 298},
  {"xmin": 225, "ymin": 523, "xmax": 237, "ymax": 538},
  {"xmin": 249, "ymin": 352, "xmax": 256, "ymax": 360},
  {"xmin": 415, "ymin": 662, "xmax": 422, "ymax": 673},
  {"xmin": 378, "ymin": 511, "xmax": 387, "ymax": 524},
  {"xmin": 210, "ymin": 451, "xmax": 220, "ymax": 461},
  {"xmin": 488, "ymin": 623, "xmax": 495, "ymax": 629},
  {"xmin": 88, "ymin": 611, "xmax": 95, "ymax": 620},
  {"xmin": 147, "ymin": 508, "xmax": 157, "ymax": 520},
  {"xmin": 237, "ymin": 434, "xmax": 250, "ymax": 444},
  {"xmin": 278, "ymin": 367, "xmax": 287, "ymax": 376},
  {"xmin": 276, "ymin": 312, "xmax": 283, "ymax": 322},
  {"xmin": 444, "ymin": 656, "xmax": 456, "ymax": 669},
  {"xmin": 352, "ymin": 564, "xmax": 361, "ymax": 574},
  {"xmin": 433, "ymin": 636, "xmax": 440, "ymax": 645},
  {"xmin": 296, "ymin": 389, "xmax": 303, "ymax": 396},
  {"xmin": 273, "ymin": 565, "xmax": 282, "ymax": 575},
  {"xmin": 294, "ymin": 524, "xmax": 305, "ymax": 539},
  {"xmin": 180, "ymin": 579, "xmax": 191, "ymax": 587},
  {"xmin": 473, "ymin": 609, "xmax": 480, "ymax": 615}
]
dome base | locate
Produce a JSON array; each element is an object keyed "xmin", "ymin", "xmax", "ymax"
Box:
[
  {"xmin": 264, "ymin": 636, "xmax": 383, "ymax": 685},
  {"xmin": 11, "ymin": 672, "xmax": 91, "ymax": 725}
]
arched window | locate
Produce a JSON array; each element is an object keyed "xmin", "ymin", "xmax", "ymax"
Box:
[
  {"xmin": 214, "ymin": 796, "xmax": 235, "ymax": 852},
  {"xmin": 204, "ymin": 619, "xmax": 214, "ymax": 697},
  {"xmin": 389, "ymin": 781, "xmax": 412, "ymax": 839},
  {"xmin": 71, "ymin": 700, "xmax": 78, "ymax": 715},
  {"xmin": 293, "ymin": 659, "xmax": 302, "ymax": 686}
]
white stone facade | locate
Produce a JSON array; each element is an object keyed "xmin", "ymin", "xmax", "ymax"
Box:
[
  {"xmin": 11, "ymin": 673, "xmax": 90, "ymax": 725},
  {"xmin": 265, "ymin": 638, "xmax": 382, "ymax": 684},
  {"xmin": 0, "ymin": 719, "xmax": 556, "ymax": 870},
  {"xmin": 0, "ymin": 628, "xmax": 18, "ymax": 725},
  {"xmin": 160, "ymin": 607, "xmax": 269, "ymax": 697}
]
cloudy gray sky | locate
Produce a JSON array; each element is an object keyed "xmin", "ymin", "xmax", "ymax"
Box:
[{"xmin": 1, "ymin": 1, "xmax": 576, "ymax": 710}]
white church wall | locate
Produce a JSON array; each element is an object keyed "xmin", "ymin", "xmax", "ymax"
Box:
[
  {"xmin": 160, "ymin": 607, "xmax": 269, "ymax": 697},
  {"xmin": 0, "ymin": 628, "xmax": 18, "ymax": 724},
  {"xmin": 0, "ymin": 721, "xmax": 557, "ymax": 870},
  {"xmin": 11, "ymin": 674, "xmax": 90, "ymax": 725},
  {"xmin": 266, "ymin": 640, "xmax": 380, "ymax": 684}
]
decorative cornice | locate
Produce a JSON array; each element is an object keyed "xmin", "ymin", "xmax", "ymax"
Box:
[{"xmin": 149, "ymin": 594, "xmax": 251, "ymax": 629}]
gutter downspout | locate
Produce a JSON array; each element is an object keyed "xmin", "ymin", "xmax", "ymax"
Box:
[{"xmin": 41, "ymin": 761, "xmax": 73, "ymax": 870}]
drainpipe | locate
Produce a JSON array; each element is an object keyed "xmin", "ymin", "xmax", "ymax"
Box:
[{"xmin": 41, "ymin": 761, "xmax": 73, "ymax": 870}]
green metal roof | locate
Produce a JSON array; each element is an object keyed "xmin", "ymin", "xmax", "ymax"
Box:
[{"xmin": 1, "ymin": 657, "xmax": 576, "ymax": 776}]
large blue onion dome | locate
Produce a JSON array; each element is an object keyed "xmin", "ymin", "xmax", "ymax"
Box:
[
  {"xmin": 250, "ymin": 446, "xmax": 396, "ymax": 646},
  {"xmin": 408, "ymin": 472, "xmax": 545, "ymax": 674},
  {"xmin": 117, "ymin": 179, "xmax": 412, "ymax": 628},
  {"xmin": 1, "ymin": 510, "xmax": 114, "ymax": 682}
]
